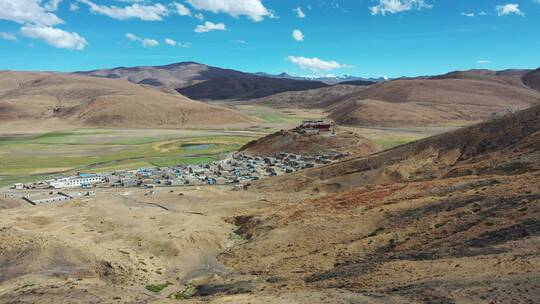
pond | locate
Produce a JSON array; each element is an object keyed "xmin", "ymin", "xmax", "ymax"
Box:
[{"xmin": 181, "ymin": 143, "xmax": 216, "ymax": 151}]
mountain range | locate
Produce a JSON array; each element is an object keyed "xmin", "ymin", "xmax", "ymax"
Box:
[
  {"xmin": 249, "ymin": 68, "xmax": 540, "ymax": 127},
  {"xmin": 254, "ymin": 72, "xmax": 388, "ymax": 84},
  {"xmin": 2, "ymin": 63, "xmax": 540, "ymax": 131},
  {"xmin": 75, "ymin": 62, "xmax": 330, "ymax": 100}
]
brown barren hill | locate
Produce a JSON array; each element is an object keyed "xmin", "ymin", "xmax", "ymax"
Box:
[
  {"xmin": 431, "ymin": 68, "xmax": 532, "ymax": 88},
  {"xmin": 239, "ymin": 127, "xmax": 381, "ymax": 157},
  {"xmin": 0, "ymin": 71, "xmax": 251, "ymax": 129},
  {"xmin": 523, "ymin": 68, "xmax": 540, "ymax": 92},
  {"xmin": 328, "ymin": 77, "xmax": 540, "ymax": 127},
  {"xmin": 258, "ymin": 104, "xmax": 540, "ymax": 193},
  {"xmin": 218, "ymin": 105, "xmax": 540, "ymax": 304},
  {"xmin": 244, "ymin": 84, "xmax": 368, "ymax": 109}
]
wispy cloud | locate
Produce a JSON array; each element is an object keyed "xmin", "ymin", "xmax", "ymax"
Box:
[
  {"xmin": 126, "ymin": 32, "xmax": 159, "ymax": 47},
  {"xmin": 292, "ymin": 29, "xmax": 304, "ymax": 42},
  {"xmin": 0, "ymin": 32, "xmax": 17, "ymax": 41},
  {"xmin": 172, "ymin": 2, "xmax": 191, "ymax": 16},
  {"xmin": 69, "ymin": 2, "xmax": 79, "ymax": 11},
  {"xmin": 164, "ymin": 38, "xmax": 191, "ymax": 47},
  {"xmin": 370, "ymin": 0, "xmax": 432, "ymax": 16},
  {"xmin": 195, "ymin": 21, "xmax": 226, "ymax": 33},
  {"xmin": 79, "ymin": 0, "xmax": 169, "ymax": 21},
  {"xmin": 187, "ymin": 0, "xmax": 274, "ymax": 22},
  {"xmin": 496, "ymin": 4, "xmax": 524, "ymax": 16},
  {"xmin": 44, "ymin": 0, "xmax": 63, "ymax": 12},
  {"xmin": 21, "ymin": 25, "xmax": 87, "ymax": 50},
  {"xmin": 294, "ymin": 7, "xmax": 305, "ymax": 18}
]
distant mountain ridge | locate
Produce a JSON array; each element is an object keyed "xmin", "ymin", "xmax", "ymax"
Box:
[
  {"xmin": 248, "ymin": 68, "xmax": 540, "ymax": 128},
  {"xmin": 75, "ymin": 62, "xmax": 329, "ymax": 100},
  {"xmin": 254, "ymin": 72, "xmax": 389, "ymax": 84}
]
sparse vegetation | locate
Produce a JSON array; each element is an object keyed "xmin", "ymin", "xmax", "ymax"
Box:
[
  {"xmin": 171, "ymin": 286, "xmax": 197, "ymax": 300},
  {"xmin": 367, "ymin": 227, "xmax": 385, "ymax": 237},
  {"xmin": 145, "ymin": 282, "xmax": 172, "ymax": 293}
]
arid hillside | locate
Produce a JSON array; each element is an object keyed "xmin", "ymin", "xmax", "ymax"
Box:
[
  {"xmin": 75, "ymin": 62, "xmax": 329, "ymax": 100},
  {"xmin": 244, "ymin": 85, "xmax": 367, "ymax": 109},
  {"xmin": 523, "ymin": 68, "xmax": 540, "ymax": 92},
  {"xmin": 239, "ymin": 128, "xmax": 381, "ymax": 157},
  {"xmin": 214, "ymin": 105, "xmax": 540, "ymax": 304},
  {"xmin": 327, "ymin": 77, "xmax": 540, "ymax": 127},
  {"xmin": 431, "ymin": 69, "xmax": 531, "ymax": 88},
  {"xmin": 0, "ymin": 71, "xmax": 251, "ymax": 130},
  {"xmin": 248, "ymin": 69, "xmax": 540, "ymax": 128},
  {"xmin": 259, "ymin": 104, "xmax": 540, "ymax": 194}
]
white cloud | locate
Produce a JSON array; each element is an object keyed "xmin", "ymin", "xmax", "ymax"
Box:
[
  {"xmin": 460, "ymin": 12, "xmax": 474, "ymax": 17},
  {"xmin": 478, "ymin": 11, "xmax": 488, "ymax": 16},
  {"xmin": 477, "ymin": 60, "xmax": 490, "ymax": 64},
  {"xmin": 164, "ymin": 38, "xmax": 191, "ymax": 47},
  {"xmin": 0, "ymin": 0, "xmax": 87, "ymax": 51},
  {"xmin": 44, "ymin": 0, "xmax": 63, "ymax": 12},
  {"xmin": 21, "ymin": 25, "xmax": 87, "ymax": 50},
  {"xmin": 292, "ymin": 29, "xmax": 304, "ymax": 42},
  {"xmin": 0, "ymin": 0, "xmax": 64, "ymax": 26},
  {"xmin": 187, "ymin": 0, "xmax": 273, "ymax": 22},
  {"xmin": 195, "ymin": 12, "xmax": 204, "ymax": 20},
  {"xmin": 69, "ymin": 2, "xmax": 79, "ymax": 11},
  {"xmin": 142, "ymin": 38, "xmax": 159, "ymax": 47},
  {"xmin": 172, "ymin": 2, "xmax": 191, "ymax": 16},
  {"xmin": 79, "ymin": 0, "xmax": 169, "ymax": 21},
  {"xmin": 126, "ymin": 32, "xmax": 139, "ymax": 41},
  {"xmin": 126, "ymin": 32, "xmax": 159, "ymax": 47},
  {"xmin": 164, "ymin": 38, "xmax": 177, "ymax": 46},
  {"xmin": 287, "ymin": 56, "xmax": 351, "ymax": 72},
  {"xmin": 0, "ymin": 32, "xmax": 17, "ymax": 40},
  {"xmin": 294, "ymin": 7, "xmax": 305, "ymax": 18},
  {"xmin": 496, "ymin": 4, "xmax": 524, "ymax": 16},
  {"xmin": 195, "ymin": 21, "xmax": 226, "ymax": 33},
  {"xmin": 370, "ymin": 0, "xmax": 432, "ymax": 16}
]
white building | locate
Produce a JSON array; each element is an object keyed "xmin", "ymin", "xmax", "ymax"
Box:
[{"xmin": 49, "ymin": 175, "xmax": 105, "ymax": 189}]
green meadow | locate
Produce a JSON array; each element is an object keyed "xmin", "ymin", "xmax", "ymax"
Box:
[{"xmin": 0, "ymin": 128, "xmax": 260, "ymax": 187}]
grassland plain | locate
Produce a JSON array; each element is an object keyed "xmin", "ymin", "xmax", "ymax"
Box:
[
  {"xmin": 0, "ymin": 128, "xmax": 261, "ymax": 187},
  {"xmin": 0, "ymin": 106, "xmax": 441, "ymax": 187}
]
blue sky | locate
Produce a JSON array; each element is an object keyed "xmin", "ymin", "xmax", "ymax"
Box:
[{"xmin": 0, "ymin": 0, "xmax": 539, "ymax": 77}]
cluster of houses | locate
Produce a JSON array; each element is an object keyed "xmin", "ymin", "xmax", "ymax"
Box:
[{"xmin": 11, "ymin": 151, "xmax": 348, "ymax": 191}]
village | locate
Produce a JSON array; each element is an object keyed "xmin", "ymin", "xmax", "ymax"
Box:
[
  {"xmin": 7, "ymin": 121, "xmax": 346, "ymax": 205},
  {"xmin": 11, "ymin": 151, "xmax": 346, "ymax": 192}
]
